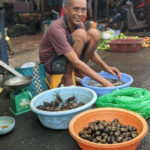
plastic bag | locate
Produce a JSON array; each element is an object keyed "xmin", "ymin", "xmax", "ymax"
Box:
[
  {"xmin": 21, "ymin": 62, "xmax": 36, "ymax": 68},
  {"xmin": 96, "ymin": 87, "xmax": 150, "ymax": 119},
  {"xmin": 102, "ymin": 28, "xmax": 120, "ymax": 40}
]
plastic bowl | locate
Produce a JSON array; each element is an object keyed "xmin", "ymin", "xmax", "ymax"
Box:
[
  {"xmin": 0, "ymin": 116, "xmax": 15, "ymax": 135},
  {"xmin": 30, "ymin": 86, "xmax": 97, "ymax": 129},
  {"xmin": 82, "ymin": 72, "xmax": 133, "ymax": 96},
  {"xmin": 69, "ymin": 108, "xmax": 148, "ymax": 150}
]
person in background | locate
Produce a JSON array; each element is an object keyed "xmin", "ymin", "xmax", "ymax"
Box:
[
  {"xmin": 39, "ymin": 0, "xmax": 121, "ymax": 87},
  {"xmin": 87, "ymin": 0, "xmax": 93, "ymax": 20}
]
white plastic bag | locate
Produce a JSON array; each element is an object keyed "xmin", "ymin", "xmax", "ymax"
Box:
[
  {"xmin": 102, "ymin": 28, "xmax": 120, "ymax": 40},
  {"xmin": 21, "ymin": 62, "xmax": 36, "ymax": 68}
]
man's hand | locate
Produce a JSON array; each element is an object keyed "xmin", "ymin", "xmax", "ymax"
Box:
[
  {"xmin": 104, "ymin": 66, "xmax": 121, "ymax": 80},
  {"xmin": 91, "ymin": 52, "xmax": 121, "ymax": 80},
  {"xmin": 102, "ymin": 79, "xmax": 114, "ymax": 87}
]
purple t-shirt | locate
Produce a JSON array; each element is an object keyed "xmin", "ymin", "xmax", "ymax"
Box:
[{"xmin": 39, "ymin": 17, "xmax": 85, "ymax": 73}]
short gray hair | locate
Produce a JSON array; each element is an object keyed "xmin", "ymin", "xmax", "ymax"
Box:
[
  {"xmin": 64, "ymin": 0, "xmax": 71, "ymax": 7},
  {"xmin": 64, "ymin": 0, "xmax": 87, "ymax": 8}
]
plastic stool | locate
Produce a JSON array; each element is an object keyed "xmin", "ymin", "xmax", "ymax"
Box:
[{"xmin": 49, "ymin": 72, "xmax": 76, "ymax": 89}]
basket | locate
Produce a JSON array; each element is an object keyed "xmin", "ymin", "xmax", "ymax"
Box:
[
  {"xmin": 15, "ymin": 64, "xmax": 47, "ymax": 97},
  {"xmin": 109, "ymin": 39, "xmax": 144, "ymax": 52}
]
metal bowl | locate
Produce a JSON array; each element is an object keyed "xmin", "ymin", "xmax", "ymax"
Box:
[{"xmin": 5, "ymin": 76, "xmax": 33, "ymax": 89}]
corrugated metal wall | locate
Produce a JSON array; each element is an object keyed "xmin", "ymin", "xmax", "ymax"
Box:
[{"xmin": 0, "ymin": 10, "xmax": 8, "ymax": 64}]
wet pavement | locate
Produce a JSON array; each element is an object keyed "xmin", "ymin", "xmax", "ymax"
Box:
[{"xmin": 0, "ymin": 44, "xmax": 150, "ymax": 149}]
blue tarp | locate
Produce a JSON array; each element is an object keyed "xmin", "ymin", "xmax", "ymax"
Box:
[{"xmin": 0, "ymin": 10, "xmax": 8, "ymax": 64}]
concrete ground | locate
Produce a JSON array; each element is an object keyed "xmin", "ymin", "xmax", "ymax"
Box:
[{"xmin": 0, "ymin": 36, "xmax": 150, "ymax": 150}]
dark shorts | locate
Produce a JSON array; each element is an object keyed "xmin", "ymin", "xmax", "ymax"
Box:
[{"xmin": 50, "ymin": 34, "xmax": 88, "ymax": 74}]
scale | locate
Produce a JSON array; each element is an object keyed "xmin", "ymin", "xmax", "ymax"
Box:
[
  {"xmin": 5, "ymin": 76, "xmax": 33, "ymax": 115},
  {"xmin": 0, "ymin": 60, "xmax": 33, "ymax": 115}
]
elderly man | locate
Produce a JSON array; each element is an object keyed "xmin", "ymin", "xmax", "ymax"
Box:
[{"xmin": 39, "ymin": 0, "xmax": 121, "ymax": 86}]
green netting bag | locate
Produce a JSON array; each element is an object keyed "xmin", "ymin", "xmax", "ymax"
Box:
[{"xmin": 96, "ymin": 87, "xmax": 150, "ymax": 119}]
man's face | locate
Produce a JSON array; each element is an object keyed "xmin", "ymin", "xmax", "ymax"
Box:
[{"xmin": 65, "ymin": 0, "xmax": 87, "ymax": 26}]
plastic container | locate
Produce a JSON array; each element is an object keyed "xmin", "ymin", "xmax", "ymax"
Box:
[
  {"xmin": 0, "ymin": 116, "xmax": 15, "ymax": 135},
  {"xmin": 109, "ymin": 39, "xmax": 144, "ymax": 52},
  {"xmin": 82, "ymin": 72, "xmax": 133, "ymax": 96},
  {"xmin": 69, "ymin": 107, "xmax": 148, "ymax": 150},
  {"xmin": 30, "ymin": 86, "xmax": 97, "ymax": 129}
]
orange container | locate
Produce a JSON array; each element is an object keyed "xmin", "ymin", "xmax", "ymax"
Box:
[{"xmin": 69, "ymin": 108, "xmax": 148, "ymax": 150}]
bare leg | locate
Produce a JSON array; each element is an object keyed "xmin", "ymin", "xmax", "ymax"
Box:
[
  {"xmin": 62, "ymin": 63, "xmax": 74, "ymax": 86},
  {"xmin": 82, "ymin": 28, "xmax": 100, "ymax": 63},
  {"xmin": 62, "ymin": 29, "xmax": 87, "ymax": 86},
  {"xmin": 74, "ymin": 28, "xmax": 100, "ymax": 78}
]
